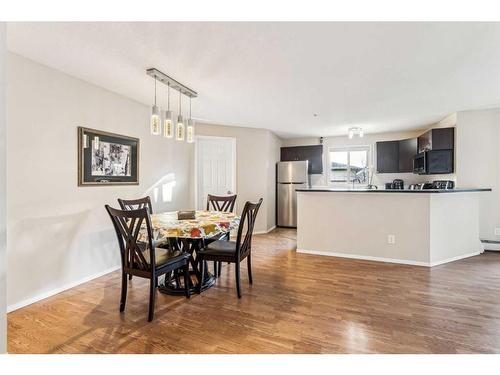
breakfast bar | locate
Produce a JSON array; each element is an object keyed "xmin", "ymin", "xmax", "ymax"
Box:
[{"xmin": 296, "ymin": 188, "xmax": 492, "ymax": 266}]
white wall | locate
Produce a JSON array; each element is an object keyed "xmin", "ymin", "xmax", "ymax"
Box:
[
  {"xmin": 266, "ymin": 132, "xmax": 281, "ymax": 230},
  {"xmin": 455, "ymin": 109, "xmax": 500, "ymax": 241},
  {"xmin": 6, "ymin": 53, "xmax": 194, "ymax": 310},
  {"xmin": 0, "ymin": 23, "xmax": 7, "ymax": 354},
  {"xmin": 195, "ymin": 123, "xmax": 281, "ymax": 232}
]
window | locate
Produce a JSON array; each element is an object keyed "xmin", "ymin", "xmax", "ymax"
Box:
[{"xmin": 329, "ymin": 146, "xmax": 370, "ymax": 184}]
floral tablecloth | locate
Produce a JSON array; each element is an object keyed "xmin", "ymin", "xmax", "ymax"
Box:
[{"xmin": 143, "ymin": 210, "xmax": 240, "ymax": 241}]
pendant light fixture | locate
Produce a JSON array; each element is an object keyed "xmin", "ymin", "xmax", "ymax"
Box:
[
  {"xmin": 176, "ymin": 90, "xmax": 185, "ymax": 141},
  {"xmin": 186, "ymin": 96, "xmax": 195, "ymax": 143},
  {"xmin": 146, "ymin": 68, "xmax": 197, "ymax": 143},
  {"xmin": 163, "ymin": 82, "xmax": 173, "ymax": 138},
  {"xmin": 150, "ymin": 78, "xmax": 160, "ymax": 135}
]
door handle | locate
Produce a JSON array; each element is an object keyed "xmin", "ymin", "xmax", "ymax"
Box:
[{"xmin": 227, "ymin": 190, "xmax": 233, "ymax": 195}]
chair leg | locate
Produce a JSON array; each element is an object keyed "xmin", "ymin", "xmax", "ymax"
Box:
[
  {"xmin": 148, "ymin": 277, "xmax": 156, "ymax": 322},
  {"xmin": 128, "ymin": 274, "xmax": 133, "ymax": 281},
  {"xmin": 120, "ymin": 272, "xmax": 128, "ymax": 312},
  {"xmin": 235, "ymin": 262, "xmax": 241, "ymax": 298},
  {"xmin": 218, "ymin": 261, "xmax": 222, "ymax": 277},
  {"xmin": 199, "ymin": 259, "xmax": 205, "ymax": 294},
  {"xmin": 247, "ymin": 253, "xmax": 253, "ymax": 284},
  {"xmin": 213, "ymin": 261, "xmax": 218, "ymax": 278},
  {"xmin": 183, "ymin": 264, "xmax": 191, "ymax": 299}
]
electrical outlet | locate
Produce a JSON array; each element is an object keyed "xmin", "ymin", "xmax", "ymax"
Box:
[
  {"xmin": 495, "ymin": 228, "xmax": 500, "ymax": 236},
  {"xmin": 387, "ymin": 234, "xmax": 396, "ymax": 245}
]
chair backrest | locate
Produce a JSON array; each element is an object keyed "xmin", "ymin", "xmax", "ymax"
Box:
[
  {"xmin": 206, "ymin": 194, "xmax": 237, "ymax": 213},
  {"xmin": 105, "ymin": 205, "xmax": 156, "ymax": 273},
  {"xmin": 118, "ymin": 196, "xmax": 154, "ymax": 214},
  {"xmin": 235, "ymin": 198, "xmax": 263, "ymax": 258}
]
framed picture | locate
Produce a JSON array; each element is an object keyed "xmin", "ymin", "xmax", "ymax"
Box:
[{"xmin": 78, "ymin": 127, "xmax": 140, "ymax": 186}]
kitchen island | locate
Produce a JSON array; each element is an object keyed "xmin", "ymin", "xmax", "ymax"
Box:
[{"xmin": 296, "ymin": 188, "xmax": 492, "ymax": 266}]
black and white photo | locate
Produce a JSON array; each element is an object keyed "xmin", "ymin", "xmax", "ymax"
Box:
[{"xmin": 78, "ymin": 127, "xmax": 139, "ymax": 185}]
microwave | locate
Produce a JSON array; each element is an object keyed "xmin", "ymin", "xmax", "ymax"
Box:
[{"xmin": 413, "ymin": 150, "xmax": 454, "ymax": 175}]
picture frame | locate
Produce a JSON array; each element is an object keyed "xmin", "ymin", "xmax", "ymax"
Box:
[{"xmin": 78, "ymin": 127, "xmax": 140, "ymax": 186}]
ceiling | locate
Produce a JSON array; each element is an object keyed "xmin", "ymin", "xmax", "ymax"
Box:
[{"xmin": 7, "ymin": 22, "xmax": 500, "ymax": 138}]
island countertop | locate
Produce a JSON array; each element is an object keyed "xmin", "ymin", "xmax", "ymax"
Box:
[{"xmin": 296, "ymin": 187, "xmax": 492, "ymax": 193}]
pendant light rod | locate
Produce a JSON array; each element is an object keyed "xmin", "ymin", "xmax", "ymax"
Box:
[
  {"xmin": 167, "ymin": 82, "xmax": 170, "ymax": 110},
  {"xmin": 146, "ymin": 68, "xmax": 197, "ymax": 98}
]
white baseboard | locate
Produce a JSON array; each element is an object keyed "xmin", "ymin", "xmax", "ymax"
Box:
[
  {"xmin": 429, "ymin": 251, "xmax": 482, "ymax": 266},
  {"xmin": 482, "ymin": 241, "xmax": 500, "ymax": 251},
  {"xmin": 7, "ymin": 265, "xmax": 121, "ymax": 313},
  {"xmin": 296, "ymin": 249, "xmax": 482, "ymax": 267},
  {"xmin": 254, "ymin": 226, "xmax": 276, "ymax": 235}
]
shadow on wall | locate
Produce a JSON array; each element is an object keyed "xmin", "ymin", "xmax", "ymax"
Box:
[
  {"xmin": 143, "ymin": 173, "xmax": 176, "ymax": 205},
  {"xmin": 7, "ymin": 209, "xmax": 118, "ymax": 307}
]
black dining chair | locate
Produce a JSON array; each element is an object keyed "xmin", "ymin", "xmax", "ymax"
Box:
[
  {"xmin": 118, "ymin": 196, "xmax": 153, "ymax": 214},
  {"xmin": 197, "ymin": 198, "xmax": 263, "ymax": 298},
  {"xmin": 205, "ymin": 194, "xmax": 237, "ymax": 277},
  {"xmin": 118, "ymin": 196, "xmax": 169, "ymax": 280},
  {"xmin": 105, "ymin": 205, "xmax": 191, "ymax": 322}
]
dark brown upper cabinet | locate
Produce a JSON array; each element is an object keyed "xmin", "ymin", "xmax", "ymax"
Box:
[
  {"xmin": 398, "ymin": 137, "xmax": 417, "ymax": 173},
  {"xmin": 376, "ymin": 138, "xmax": 417, "ymax": 173},
  {"xmin": 376, "ymin": 141, "xmax": 399, "ymax": 173},
  {"xmin": 417, "ymin": 127, "xmax": 454, "ymax": 153},
  {"xmin": 280, "ymin": 145, "xmax": 323, "ymax": 174}
]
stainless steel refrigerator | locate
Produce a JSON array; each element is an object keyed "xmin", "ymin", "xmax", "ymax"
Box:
[{"xmin": 277, "ymin": 161, "xmax": 309, "ymax": 228}]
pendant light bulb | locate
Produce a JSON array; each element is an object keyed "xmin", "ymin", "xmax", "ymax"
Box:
[
  {"xmin": 150, "ymin": 79, "xmax": 160, "ymax": 135},
  {"xmin": 176, "ymin": 91, "xmax": 185, "ymax": 141},
  {"xmin": 163, "ymin": 83, "xmax": 174, "ymax": 138},
  {"xmin": 186, "ymin": 96, "xmax": 195, "ymax": 143}
]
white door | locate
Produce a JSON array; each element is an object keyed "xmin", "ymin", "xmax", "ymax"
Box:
[{"xmin": 196, "ymin": 136, "xmax": 236, "ymax": 210}]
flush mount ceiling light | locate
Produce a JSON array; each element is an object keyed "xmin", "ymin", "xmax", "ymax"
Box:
[
  {"xmin": 348, "ymin": 127, "xmax": 364, "ymax": 139},
  {"xmin": 146, "ymin": 68, "xmax": 197, "ymax": 143}
]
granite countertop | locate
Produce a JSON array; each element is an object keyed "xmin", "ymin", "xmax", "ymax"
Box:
[{"xmin": 296, "ymin": 187, "xmax": 492, "ymax": 193}]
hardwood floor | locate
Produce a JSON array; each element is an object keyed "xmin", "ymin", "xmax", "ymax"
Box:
[{"xmin": 8, "ymin": 228, "xmax": 500, "ymax": 353}]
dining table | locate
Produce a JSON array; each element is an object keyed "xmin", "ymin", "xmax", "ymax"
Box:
[{"xmin": 145, "ymin": 210, "xmax": 240, "ymax": 295}]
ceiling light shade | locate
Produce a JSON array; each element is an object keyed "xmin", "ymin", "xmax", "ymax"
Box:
[
  {"xmin": 176, "ymin": 91, "xmax": 185, "ymax": 141},
  {"xmin": 163, "ymin": 83, "xmax": 173, "ymax": 138},
  {"xmin": 150, "ymin": 105, "xmax": 160, "ymax": 135},
  {"xmin": 348, "ymin": 127, "xmax": 363, "ymax": 139},
  {"xmin": 150, "ymin": 78, "xmax": 160, "ymax": 135},
  {"xmin": 186, "ymin": 119, "xmax": 195, "ymax": 143},
  {"xmin": 186, "ymin": 97, "xmax": 195, "ymax": 143},
  {"xmin": 164, "ymin": 110, "xmax": 173, "ymax": 138},
  {"xmin": 176, "ymin": 114, "xmax": 185, "ymax": 141}
]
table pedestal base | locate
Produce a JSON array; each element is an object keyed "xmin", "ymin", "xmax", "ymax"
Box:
[{"xmin": 157, "ymin": 238, "xmax": 216, "ymax": 296}]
